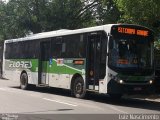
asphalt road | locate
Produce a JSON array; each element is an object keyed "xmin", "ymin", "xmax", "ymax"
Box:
[{"xmin": 0, "ymin": 78, "xmax": 159, "ymax": 120}]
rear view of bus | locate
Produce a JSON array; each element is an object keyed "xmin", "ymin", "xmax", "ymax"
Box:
[{"xmin": 107, "ymin": 24, "xmax": 154, "ymax": 97}]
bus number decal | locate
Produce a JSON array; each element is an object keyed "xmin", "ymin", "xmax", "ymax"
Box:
[{"xmin": 9, "ymin": 61, "xmax": 32, "ymax": 69}]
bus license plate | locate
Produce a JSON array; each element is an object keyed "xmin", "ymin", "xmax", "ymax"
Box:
[{"xmin": 134, "ymin": 87, "xmax": 142, "ymax": 91}]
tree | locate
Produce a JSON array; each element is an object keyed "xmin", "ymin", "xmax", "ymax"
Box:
[
  {"xmin": 0, "ymin": 0, "xmax": 32, "ymax": 40},
  {"xmin": 44, "ymin": 0, "xmax": 95, "ymax": 30},
  {"xmin": 0, "ymin": 0, "xmax": 123, "ymax": 40},
  {"xmin": 1, "ymin": 0, "xmax": 96, "ymax": 37},
  {"xmin": 0, "ymin": 0, "xmax": 103, "ymax": 40},
  {"xmin": 154, "ymin": 39, "xmax": 160, "ymax": 50},
  {"xmin": 94, "ymin": 0, "xmax": 121, "ymax": 25},
  {"xmin": 117, "ymin": 0, "xmax": 160, "ymax": 34},
  {"xmin": 6, "ymin": 0, "xmax": 50, "ymax": 34}
]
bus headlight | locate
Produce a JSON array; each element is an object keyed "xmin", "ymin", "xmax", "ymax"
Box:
[
  {"xmin": 149, "ymin": 80, "xmax": 153, "ymax": 84},
  {"xmin": 119, "ymin": 80, "xmax": 124, "ymax": 84}
]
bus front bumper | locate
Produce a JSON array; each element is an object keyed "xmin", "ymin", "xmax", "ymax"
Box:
[{"xmin": 107, "ymin": 79, "xmax": 155, "ymax": 95}]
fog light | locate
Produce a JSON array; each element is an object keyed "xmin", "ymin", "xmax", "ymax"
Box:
[
  {"xmin": 149, "ymin": 80, "xmax": 153, "ymax": 84},
  {"xmin": 119, "ymin": 80, "xmax": 124, "ymax": 84}
]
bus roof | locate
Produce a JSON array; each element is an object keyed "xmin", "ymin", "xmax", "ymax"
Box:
[
  {"xmin": 5, "ymin": 24, "xmax": 152, "ymax": 43},
  {"xmin": 5, "ymin": 24, "xmax": 114, "ymax": 43}
]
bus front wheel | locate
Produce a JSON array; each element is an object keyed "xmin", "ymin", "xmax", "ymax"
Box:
[
  {"xmin": 20, "ymin": 73, "xmax": 29, "ymax": 90},
  {"xmin": 72, "ymin": 77, "xmax": 86, "ymax": 99}
]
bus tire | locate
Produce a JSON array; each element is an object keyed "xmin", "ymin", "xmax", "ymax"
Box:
[
  {"xmin": 20, "ymin": 72, "xmax": 29, "ymax": 90},
  {"xmin": 72, "ymin": 77, "xmax": 86, "ymax": 99}
]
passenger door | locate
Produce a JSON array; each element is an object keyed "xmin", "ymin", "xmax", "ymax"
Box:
[
  {"xmin": 87, "ymin": 33, "xmax": 101, "ymax": 91},
  {"xmin": 39, "ymin": 41, "xmax": 51, "ymax": 85}
]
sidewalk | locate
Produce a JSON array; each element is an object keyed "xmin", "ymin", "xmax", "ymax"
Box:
[
  {"xmin": 145, "ymin": 95, "xmax": 160, "ymax": 102},
  {"xmin": 125, "ymin": 94, "xmax": 160, "ymax": 102}
]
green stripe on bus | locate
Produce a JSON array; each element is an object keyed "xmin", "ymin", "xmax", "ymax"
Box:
[{"xmin": 5, "ymin": 58, "xmax": 86, "ymax": 75}]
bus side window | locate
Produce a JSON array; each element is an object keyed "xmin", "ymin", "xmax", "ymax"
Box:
[
  {"xmin": 100, "ymin": 32, "xmax": 107, "ymax": 63},
  {"xmin": 99, "ymin": 32, "xmax": 107, "ymax": 79},
  {"xmin": 65, "ymin": 34, "xmax": 85, "ymax": 58},
  {"xmin": 5, "ymin": 43, "xmax": 11, "ymax": 59},
  {"xmin": 51, "ymin": 37, "xmax": 62, "ymax": 58},
  {"xmin": 62, "ymin": 43, "xmax": 66, "ymax": 53}
]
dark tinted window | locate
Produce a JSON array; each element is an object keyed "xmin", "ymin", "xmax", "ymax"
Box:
[
  {"xmin": 41, "ymin": 41, "xmax": 51, "ymax": 61},
  {"xmin": 51, "ymin": 34, "xmax": 86, "ymax": 58},
  {"xmin": 51, "ymin": 37, "xmax": 63, "ymax": 58},
  {"xmin": 65, "ymin": 34, "xmax": 86, "ymax": 58},
  {"xmin": 5, "ymin": 40, "xmax": 39, "ymax": 59},
  {"xmin": 100, "ymin": 32, "xmax": 107, "ymax": 63}
]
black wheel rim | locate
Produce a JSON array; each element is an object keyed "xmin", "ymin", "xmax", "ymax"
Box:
[
  {"xmin": 75, "ymin": 81, "xmax": 83, "ymax": 95},
  {"xmin": 21, "ymin": 75, "xmax": 27, "ymax": 86}
]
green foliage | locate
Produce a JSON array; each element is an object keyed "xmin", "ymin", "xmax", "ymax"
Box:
[
  {"xmin": 95, "ymin": 0, "xmax": 121, "ymax": 24},
  {"xmin": 117, "ymin": 0, "xmax": 160, "ymax": 33},
  {"xmin": 116, "ymin": 0, "xmax": 160, "ymax": 49},
  {"xmin": 0, "ymin": 0, "xmax": 96, "ymax": 40},
  {"xmin": 0, "ymin": 0, "xmax": 31, "ymax": 40},
  {"xmin": 0, "ymin": 0, "xmax": 160, "ymax": 43},
  {"xmin": 45, "ymin": 0, "xmax": 95, "ymax": 30},
  {"xmin": 154, "ymin": 39, "xmax": 160, "ymax": 50}
]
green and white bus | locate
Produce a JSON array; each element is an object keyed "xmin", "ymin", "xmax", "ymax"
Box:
[{"xmin": 3, "ymin": 24, "xmax": 155, "ymax": 98}]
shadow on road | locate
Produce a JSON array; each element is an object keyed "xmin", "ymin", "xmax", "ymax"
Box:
[
  {"xmin": 11, "ymin": 86, "xmax": 160, "ymax": 112},
  {"xmin": 0, "ymin": 78, "xmax": 9, "ymax": 80},
  {"xmin": 85, "ymin": 93, "xmax": 160, "ymax": 112}
]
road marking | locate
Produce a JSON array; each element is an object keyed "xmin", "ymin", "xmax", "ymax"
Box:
[
  {"xmin": 0, "ymin": 88, "xmax": 6, "ymax": 90},
  {"xmin": 43, "ymin": 98, "xmax": 78, "ymax": 107},
  {"xmin": 0, "ymin": 87, "xmax": 129, "ymax": 113},
  {"xmin": 0, "ymin": 87, "xmax": 20, "ymax": 91},
  {"xmin": 106, "ymin": 105, "xmax": 128, "ymax": 114},
  {"xmin": 0, "ymin": 87, "xmax": 24, "ymax": 94}
]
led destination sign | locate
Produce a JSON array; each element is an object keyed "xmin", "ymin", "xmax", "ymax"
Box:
[{"xmin": 118, "ymin": 27, "xmax": 149, "ymax": 37}]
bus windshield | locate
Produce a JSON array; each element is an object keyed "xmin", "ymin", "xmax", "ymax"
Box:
[{"xmin": 108, "ymin": 37, "xmax": 153, "ymax": 75}]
